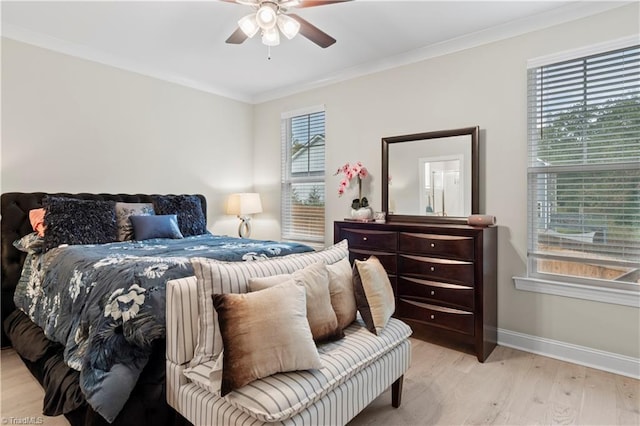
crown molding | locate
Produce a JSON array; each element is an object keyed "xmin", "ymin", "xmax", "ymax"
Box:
[
  {"xmin": 252, "ymin": 1, "xmax": 633, "ymax": 103},
  {"xmin": 2, "ymin": 2, "xmax": 633, "ymax": 105},
  {"xmin": 1, "ymin": 23, "xmax": 253, "ymax": 103}
]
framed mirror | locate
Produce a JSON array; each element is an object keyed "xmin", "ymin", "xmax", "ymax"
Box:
[{"xmin": 382, "ymin": 126, "xmax": 479, "ymax": 224}]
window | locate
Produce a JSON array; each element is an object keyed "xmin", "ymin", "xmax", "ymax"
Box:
[
  {"xmin": 281, "ymin": 106, "xmax": 325, "ymax": 244},
  {"xmin": 517, "ymin": 39, "xmax": 640, "ymax": 306}
]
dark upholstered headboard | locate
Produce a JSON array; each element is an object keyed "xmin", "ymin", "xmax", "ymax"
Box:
[{"xmin": 0, "ymin": 192, "xmax": 207, "ymax": 347}]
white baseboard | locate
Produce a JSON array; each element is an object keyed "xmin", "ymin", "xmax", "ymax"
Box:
[{"xmin": 497, "ymin": 328, "xmax": 640, "ymax": 379}]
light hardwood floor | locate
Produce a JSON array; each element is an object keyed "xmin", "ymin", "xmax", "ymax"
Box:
[{"xmin": 1, "ymin": 338, "xmax": 638, "ymax": 426}]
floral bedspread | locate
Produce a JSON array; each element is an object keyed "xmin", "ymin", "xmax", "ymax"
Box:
[{"xmin": 13, "ymin": 233, "xmax": 313, "ymax": 423}]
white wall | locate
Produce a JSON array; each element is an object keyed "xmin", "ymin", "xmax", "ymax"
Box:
[
  {"xmin": 1, "ymin": 5, "xmax": 637, "ymax": 362},
  {"xmin": 253, "ymin": 4, "xmax": 640, "ymax": 359},
  {"xmin": 1, "ymin": 38, "xmax": 254, "ymax": 236}
]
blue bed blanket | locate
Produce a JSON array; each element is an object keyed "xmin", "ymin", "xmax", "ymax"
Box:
[{"xmin": 14, "ymin": 233, "xmax": 313, "ymax": 422}]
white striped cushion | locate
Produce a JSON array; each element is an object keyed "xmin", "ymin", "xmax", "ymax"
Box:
[
  {"xmin": 166, "ymin": 275, "xmax": 199, "ymax": 365},
  {"xmin": 177, "ymin": 339, "xmax": 411, "ymax": 426},
  {"xmin": 183, "ymin": 359, "xmax": 220, "ymax": 394},
  {"xmin": 192, "ymin": 316, "xmax": 412, "ymax": 422},
  {"xmin": 189, "ymin": 240, "xmax": 349, "ymax": 367},
  {"xmin": 167, "ymin": 361, "xmax": 189, "ymax": 410}
]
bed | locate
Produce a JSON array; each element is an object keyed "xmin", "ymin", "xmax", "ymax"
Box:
[{"xmin": 0, "ymin": 192, "xmax": 314, "ymax": 425}]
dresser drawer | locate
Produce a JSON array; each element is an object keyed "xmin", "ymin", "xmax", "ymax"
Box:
[
  {"xmin": 335, "ymin": 220, "xmax": 498, "ymax": 363},
  {"xmin": 399, "ymin": 232, "xmax": 474, "ymax": 260},
  {"xmin": 397, "ymin": 276, "xmax": 474, "ymax": 310},
  {"xmin": 397, "ymin": 298, "xmax": 474, "ymax": 335},
  {"xmin": 399, "ymin": 254, "xmax": 474, "ymax": 285},
  {"xmin": 342, "ymin": 228, "xmax": 397, "ymax": 251},
  {"xmin": 350, "ymin": 249, "xmax": 397, "ymax": 274}
]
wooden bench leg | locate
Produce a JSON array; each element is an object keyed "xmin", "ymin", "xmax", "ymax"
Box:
[{"xmin": 391, "ymin": 375, "xmax": 404, "ymax": 408}]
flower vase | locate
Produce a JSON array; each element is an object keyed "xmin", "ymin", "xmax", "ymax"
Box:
[{"xmin": 351, "ymin": 206, "xmax": 373, "ymax": 220}]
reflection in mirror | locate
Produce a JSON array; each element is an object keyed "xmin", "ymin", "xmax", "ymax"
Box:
[
  {"xmin": 382, "ymin": 127, "xmax": 479, "ymax": 224},
  {"xmin": 422, "ymin": 157, "xmax": 462, "ymax": 216}
]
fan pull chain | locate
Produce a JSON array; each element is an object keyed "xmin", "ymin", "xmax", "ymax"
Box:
[{"xmin": 267, "ymin": 45, "xmax": 272, "ymax": 60}]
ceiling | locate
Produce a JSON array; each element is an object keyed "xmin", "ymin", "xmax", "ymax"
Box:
[{"xmin": 1, "ymin": 1, "xmax": 630, "ymax": 103}]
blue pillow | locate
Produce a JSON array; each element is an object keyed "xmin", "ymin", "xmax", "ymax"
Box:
[{"xmin": 130, "ymin": 215, "xmax": 184, "ymax": 240}]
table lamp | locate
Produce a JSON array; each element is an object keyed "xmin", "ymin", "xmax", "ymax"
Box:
[{"xmin": 226, "ymin": 193, "xmax": 262, "ymax": 238}]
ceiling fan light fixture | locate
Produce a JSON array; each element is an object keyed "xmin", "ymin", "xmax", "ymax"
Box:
[
  {"xmin": 277, "ymin": 14, "xmax": 300, "ymax": 39},
  {"xmin": 256, "ymin": 3, "xmax": 278, "ymax": 30},
  {"xmin": 225, "ymin": 0, "xmax": 346, "ymax": 49},
  {"xmin": 238, "ymin": 14, "xmax": 259, "ymax": 38},
  {"xmin": 262, "ymin": 27, "xmax": 280, "ymax": 46}
]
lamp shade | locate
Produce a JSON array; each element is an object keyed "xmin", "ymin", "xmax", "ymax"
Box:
[
  {"xmin": 226, "ymin": 193, "xmax": 263, "ymax": 216},
  {"xmin": 238, "ymin": 14, "xmax": 260, "ymax": 38},
  {"xmin": 256, "ymin": 3, "xmax": 278, "ymax": 30},
  {"xmin": 277, "ymin": 14, "xmax": 300, "ymax": 39},
  {"xmin": 262, "ymin": 27, "xmax": 280, "ymax": 46}
]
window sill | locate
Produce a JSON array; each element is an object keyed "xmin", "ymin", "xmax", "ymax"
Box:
[{"xmin": 513, "ymin": 276, "xmax": 640, "ymax": 308}]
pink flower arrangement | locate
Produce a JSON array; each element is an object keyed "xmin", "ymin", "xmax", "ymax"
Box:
[{"xmin": 335, "ymin": 162, "xmax": 370, "ymax": 209}]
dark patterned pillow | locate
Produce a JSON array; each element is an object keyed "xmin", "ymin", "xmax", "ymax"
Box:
[
  {"xmin": 43, "ymin": 197, "xmax": 117, "ymax": 251},
  {"xmin": 151, "ymin": 195, "xmax": 206, "ymax": 237}
]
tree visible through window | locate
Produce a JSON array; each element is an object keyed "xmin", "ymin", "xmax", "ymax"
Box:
[
  {"xmin": 527, "ymin": 43, "xmax": 639, "ymax": 289},
  {"xmin": 281, "ymin": 108, "xmax": 325, "ymax": 244}
]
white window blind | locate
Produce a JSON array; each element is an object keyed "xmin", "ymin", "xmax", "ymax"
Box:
[
  {"xmin": 281, "ymin": 107, "xmax": 325, "ymax": 244},
  {"xmin": 526, "ymin": 43, "xmax": 640, "ymax": 290}
]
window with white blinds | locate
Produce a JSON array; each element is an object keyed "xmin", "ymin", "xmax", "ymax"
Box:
[
  {"xmin": 281, "ymin": 107, "xmax": 325, "ymax": 244},
  {"xmin": 526, "ymin": 42, "xmax": 639, "ymax": 293}
]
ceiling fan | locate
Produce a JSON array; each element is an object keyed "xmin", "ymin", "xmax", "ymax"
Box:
[{"xmin": 222, "ymin": 0, "xmax": 352, "ymax": 48}]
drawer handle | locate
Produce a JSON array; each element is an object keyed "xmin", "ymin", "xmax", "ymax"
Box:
[
  {"xmin": 430, "ymin": 314, "xmax": 435, "ymax": 320},
  {"xmin": 430, "ymin": 266, "xmax": 435, "ymax": 272},
  {"xmin": 430, "ymin": 243, "xmax": 435, "ymax": 248},
  {"xmin": 430, "ymin": 290, "xmax": 435, "ymax": 296},
  {"xmin": 363, "ymin": 237, "xmax": 368, "ymax": 241}
]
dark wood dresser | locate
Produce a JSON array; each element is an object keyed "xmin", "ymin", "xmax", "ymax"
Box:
[{"xmin": 334, "ymin": 220, "xmax": 497, "ymax": 362}]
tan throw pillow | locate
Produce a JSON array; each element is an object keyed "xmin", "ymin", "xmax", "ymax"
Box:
[
  {"xmin": 326, "ymin": 257, "xmax": 357, "ymax": 329},
  {"xmin": 189, "ymin": 240, "xmax": 348, "ymax": 367},
  {"xmin": 212, "ymin": 280, "xmax": 322, "ymax": 397},
  {"xmin": 249, "ymin": 262, "xmax": 344, "ymax": 342},
  {"xmin": 353, "ymin": 256, "xmax": 396, "ymax": 335}
]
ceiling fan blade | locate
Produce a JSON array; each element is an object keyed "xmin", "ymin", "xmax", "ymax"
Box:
[
  {"xmin": 288, "ymin": 13, "xmax": 336, "ymax": 48},
  {"xmin": 219, "ymin": 0, "xmax": 258, "ymax": 5},
  {"xmin": 226, "ymin": 27, "xmax": 249, "ymax": 44},
  {"xmin": 295, "ymin": 0, "xmax": 353, "ymax": 8}
]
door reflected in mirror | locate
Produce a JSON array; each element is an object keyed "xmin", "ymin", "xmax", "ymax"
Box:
[
  {"xmin": 382, "ymin": 127, "xmax": 479, "ymax": 224},
  {"xmin": 421, "ymin": 157, "xmax": 463, "ymax": 217}
]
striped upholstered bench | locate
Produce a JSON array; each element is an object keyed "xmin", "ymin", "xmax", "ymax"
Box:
[{"xmin": 166, "ymin": 243, "xmax": 412, "ymax": 426}]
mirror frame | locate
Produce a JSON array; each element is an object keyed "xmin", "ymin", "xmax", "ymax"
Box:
[{"xmin": 382, "ymin": 126, "xmax": 479, "ymax": 224}]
